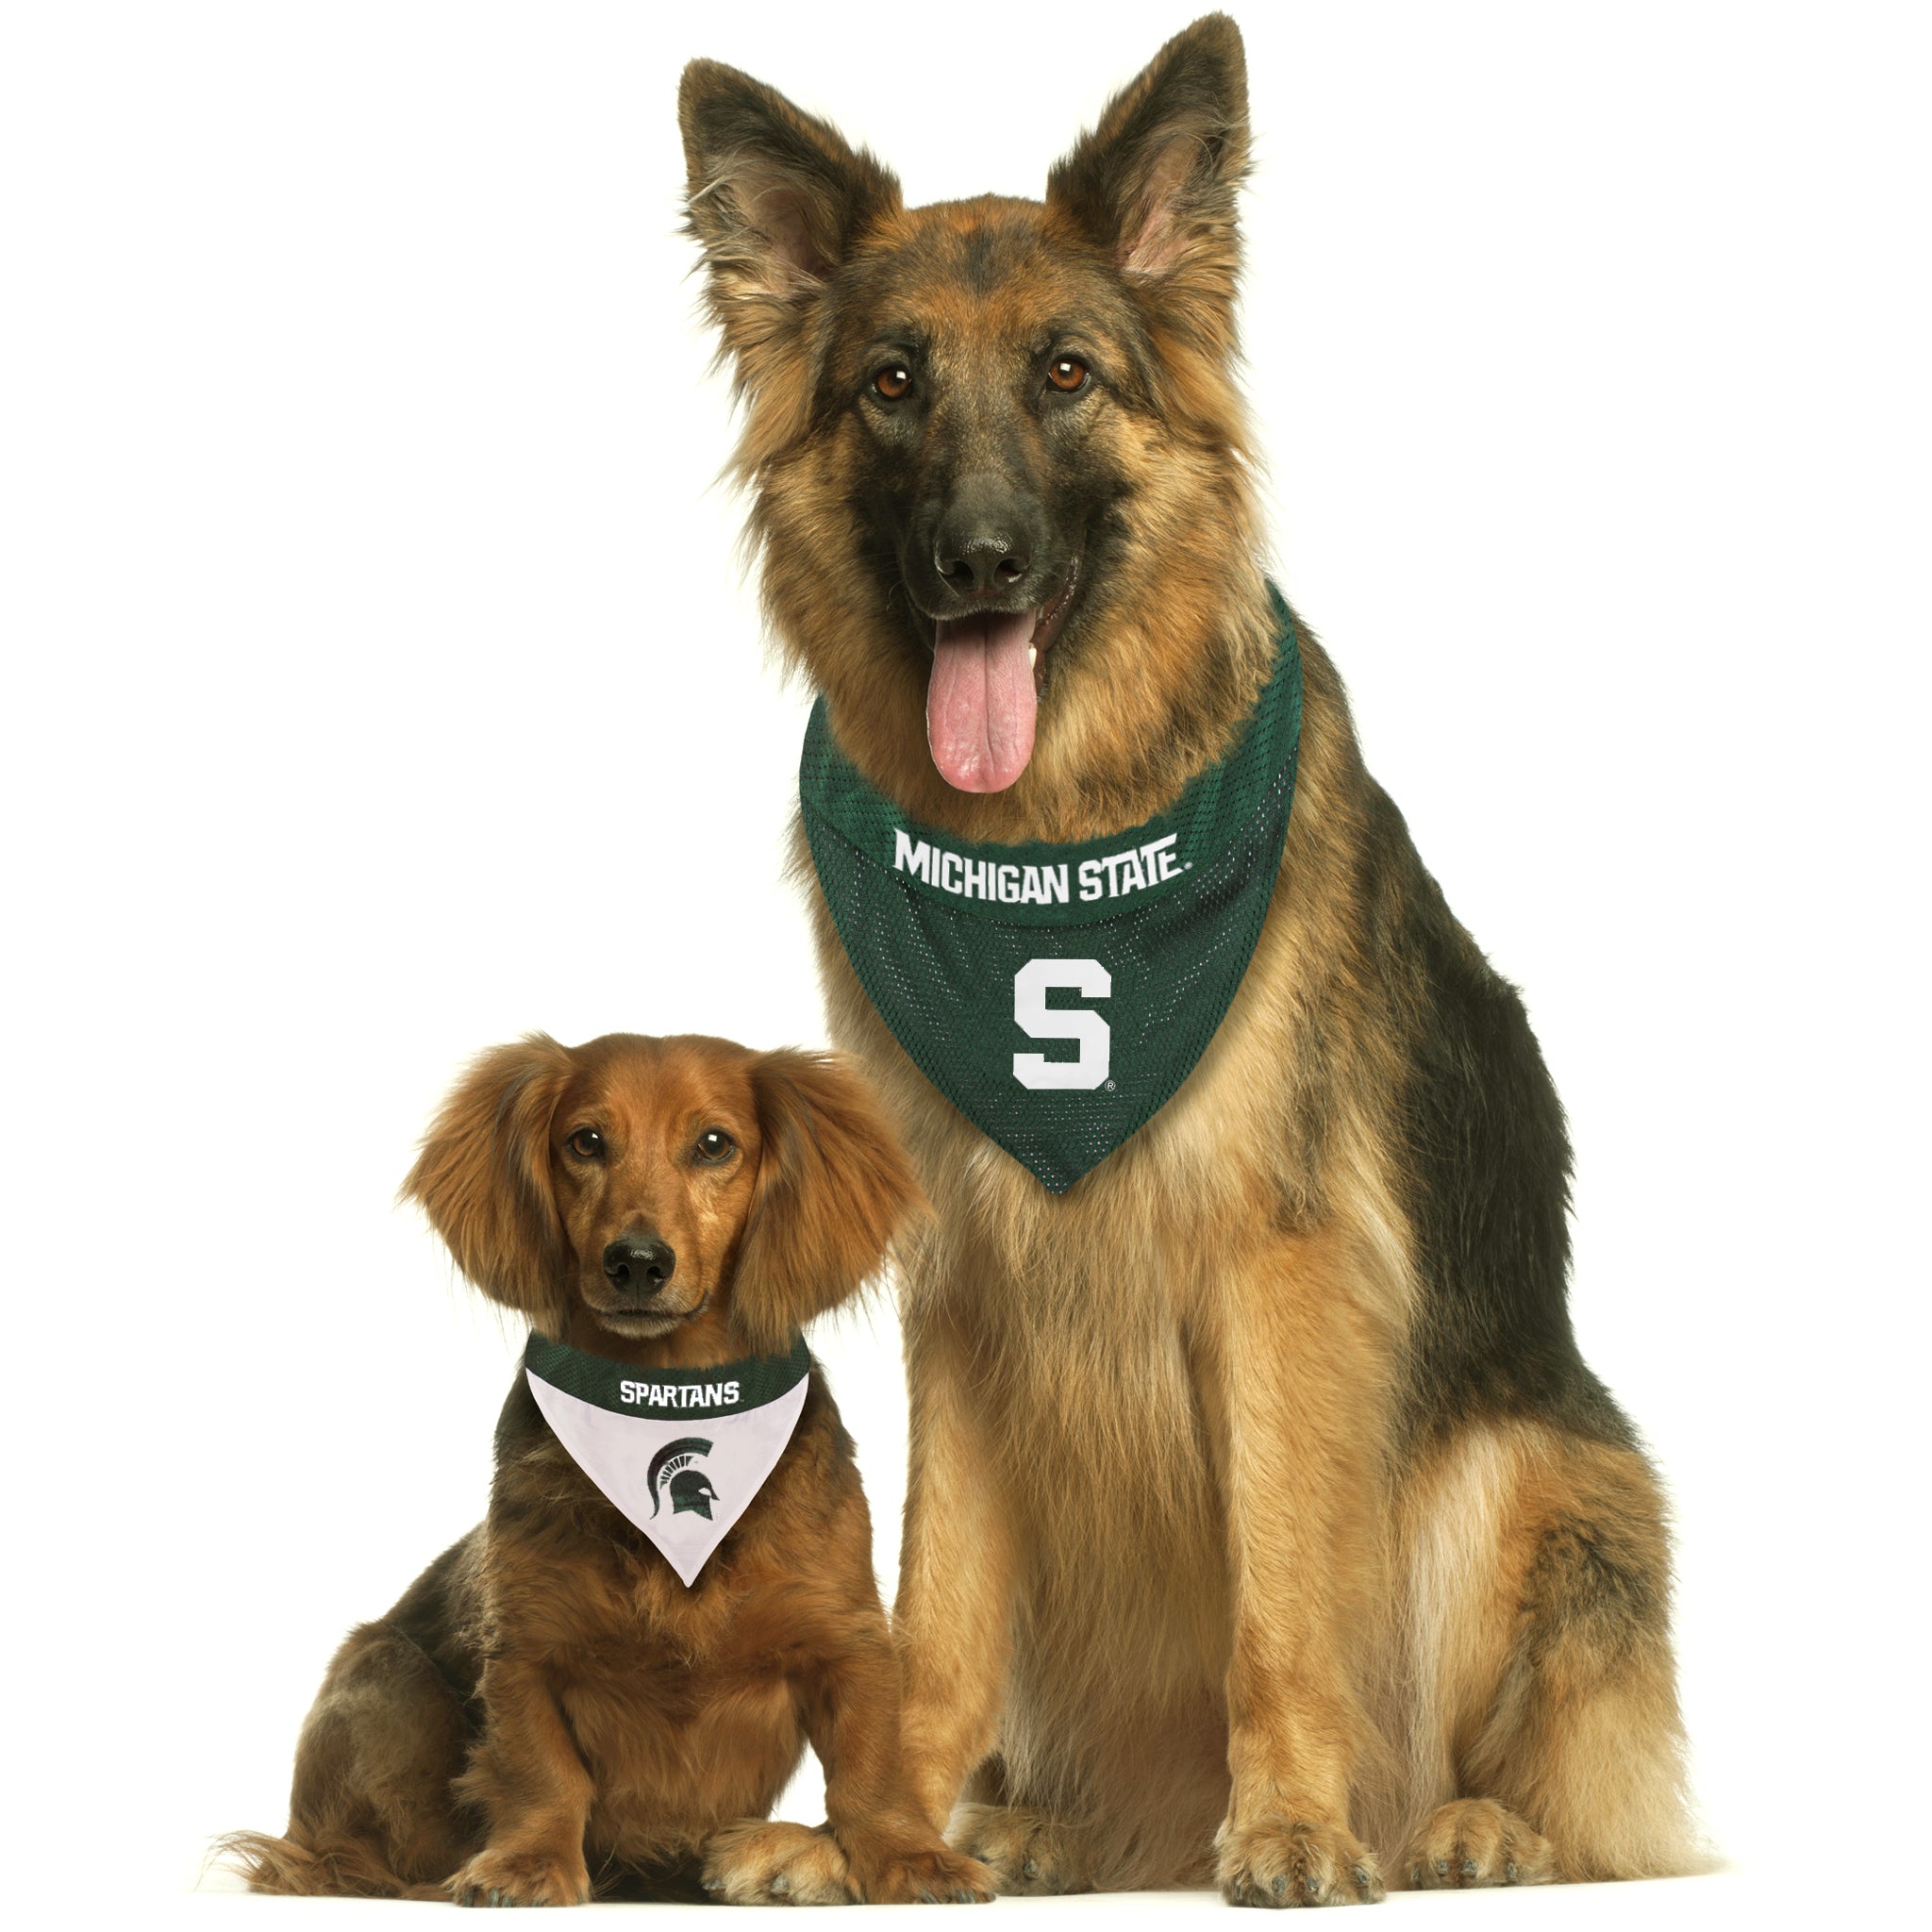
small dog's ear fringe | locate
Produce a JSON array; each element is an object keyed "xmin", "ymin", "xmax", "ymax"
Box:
[
  {"xmin": 401, "ymin": 1034, "xmax": 576, "ymax": 1328},
  {"xmin": 730, "ymin": 1049, "xmax": 926, "ymax": 1354}
]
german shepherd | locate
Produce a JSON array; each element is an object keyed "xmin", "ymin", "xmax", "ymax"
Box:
[{"xmin": 680, "ymin": 13, "xmax": 1700, "ymax": 1903}]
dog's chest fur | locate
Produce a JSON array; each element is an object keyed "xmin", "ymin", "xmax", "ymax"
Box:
[
  {"xmin": 806, "ymin": 880, "xmax": 1290, "ymax": 1661},
  {"xmin": 489, "ymin": 1434, "xmax": 833, "ymax": 1854},
  {"xmin": 803, "ymin": 795, "xmax": 1411, "ymax": 1697}
]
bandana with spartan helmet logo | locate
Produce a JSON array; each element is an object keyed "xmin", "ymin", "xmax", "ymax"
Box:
[
  {"xmin": 523, "ymin": 1332, "xmax": 809, "ymax": 1587},
  {"xmin": 800, "ymin": 589, "xmax": 1302, "ymax": 1193}
]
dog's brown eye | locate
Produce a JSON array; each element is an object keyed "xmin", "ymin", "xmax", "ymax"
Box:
[
  {"xmin": 567, "ymin": 1127, "xmax": 606, "ymax": 1160},
  {"xmin": 693, "ymin": 1128, "xmax": 737, "ymax": 1164},
  {"xmin": 873, "ymin": 364, "xmax": 913, "ymax": 400},
  {"xmin": 1047, "ymin": 356, "xmax": 1089, "ymax": 393}
]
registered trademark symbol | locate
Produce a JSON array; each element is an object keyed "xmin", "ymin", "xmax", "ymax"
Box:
[{"xmin": 1104, "ymin": 1080, "xmax": 1117, "ymax": 1091}]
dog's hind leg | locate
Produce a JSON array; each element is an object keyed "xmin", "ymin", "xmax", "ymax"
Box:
[
  {"xmin": 950, "ymin": 1728, "xmax": 1224, "ymax": 1898},
  {"xmin": 950, "ymin": 1800, "xmax": 1097, "ymax": 1898},
  {"xmin": 947, "ymin": 1757, "xmax": 1103, "ymax": 1898},
  {"xmin": 1397, "ymin": 1425, "xmax": 1702, "ymax": 1889},
  {"xmin": 225, "ymin": 1618, "xmax": 475, "ymax": 1897}
]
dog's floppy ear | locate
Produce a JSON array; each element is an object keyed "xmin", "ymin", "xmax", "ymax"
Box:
[
  {"xmin": 679, "ymin": 60, "xmax": 901, "ymax": 448},
  {"xmin": 1046, "ymin": 14, "xmax": 1249, "ymax": 298},
  {"xmin": 730, "ymin": 1049, "xmax": 924, "ymax": 1354},
  {"xmin": 401, "ymin": 1035, "xmax": 576, "ymax": 1326}
]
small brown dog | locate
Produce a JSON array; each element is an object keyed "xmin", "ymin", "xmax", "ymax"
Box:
[{"xmin": 225, "ymin": 1032, "xmax": 991, "ymax": 1907}]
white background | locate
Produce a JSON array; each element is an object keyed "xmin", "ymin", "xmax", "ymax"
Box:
[{"xmin": 3, "ymin": 5, "xmax": 1926, "ymax": 1927}]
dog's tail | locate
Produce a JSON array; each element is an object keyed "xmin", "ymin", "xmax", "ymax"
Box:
[{"xmin": 212, "ymin": 1826, "xmax": 448, "ymax": 1901}]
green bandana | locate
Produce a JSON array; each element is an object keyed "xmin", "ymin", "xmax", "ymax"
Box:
[
  {"xmin": 800, "ymin": 591, "xmax": 1302, "ymax": 1192},
  {"xmin": 524, "ymin": 1333, "xmax": 810, "ymax": 1585}
]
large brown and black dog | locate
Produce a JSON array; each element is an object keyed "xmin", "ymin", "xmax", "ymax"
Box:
[
  {"xmin": 680, "ymin": 12, "xmax": 1700, "ymax": 1907},
  {"xmin": 226, "ymin": 1034, "xmax": 992, "ymax": 1906}
]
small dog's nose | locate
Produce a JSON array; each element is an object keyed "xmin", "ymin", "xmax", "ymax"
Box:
[{"xmin": 603, "ymin": 1236, "xmax": 675, "ymax": 1295}]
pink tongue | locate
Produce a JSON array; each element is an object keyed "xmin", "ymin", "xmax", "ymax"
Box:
[{"xmin": 926, "ymin": 609, "xmax": 1038, "ymax": 792}]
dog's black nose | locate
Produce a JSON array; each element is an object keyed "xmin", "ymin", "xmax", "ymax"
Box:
[
  {"xmin": 934, "ymin": 479, "xmax": 1036, "ymax": 596},
  {"xmin": 603, "ymin": 1236, "xmax": 675, "ymax": 1295},
  {"xmin": 937, "ymin": 531, "xmax": 1029, "ymax": 596}
]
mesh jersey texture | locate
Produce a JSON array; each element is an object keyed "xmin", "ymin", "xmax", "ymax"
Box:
[{"xmin": 800, "ymin": 593, "xmax": 1302, "ymax": 1193}]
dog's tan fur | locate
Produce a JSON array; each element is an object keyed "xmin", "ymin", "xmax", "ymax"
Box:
[{"xmin": 681, "ymin": 14, "xmax": 1700, "ymax": 1902}]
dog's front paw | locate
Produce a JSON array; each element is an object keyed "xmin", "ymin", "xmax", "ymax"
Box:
[
  {"xmin": 844, "ymin": 1838, "xmax": 994, "ymax": 1905},
  {"xmin": 1217, "ymin": 1817, "xmax": 1384, "ymax": 1908},
  {"xmin": 949, "ymin": 1803, "xmax": 1090, "ymax": 1895},
  {"xmin": 1403, "ymin": 1799, "xmax": 1554, "ymax": 1889},
  {"xmin": 450, "ymin": 1845, "xmax": 591, "ymax": 1907},
  {"xmin": 703, "ymin": 1820, "xmax": 856, "ymax": 1906}
]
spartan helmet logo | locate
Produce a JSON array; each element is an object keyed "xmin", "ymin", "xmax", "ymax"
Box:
[{"xmin": 647, "ymin": 1436, "xmax": 719, "ymax": 1520}]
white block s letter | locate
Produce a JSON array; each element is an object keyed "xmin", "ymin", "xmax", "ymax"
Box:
[{"xmin": 1012, "ymin": 958, "xmax": 1111, "ymax": 1090}]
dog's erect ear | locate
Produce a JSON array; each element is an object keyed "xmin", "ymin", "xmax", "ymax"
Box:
[
  {"xmin": 679, "ymin": 60, "xmax": 901, "ymax": 410},
  {"xmin": 679, "ymin": 60, "xmax": 898, "ymax": 291},
  {"xmin": 730, "ymin": 1050, "xmax": 924, "ymax": 1354},
  {"xmin": 1046, "ymin": 14, "xmax": 1248, "ymax": 296},
  {"xmin": 401, "ymin": 1035, "xmax": 576, "ymax": 1325}
]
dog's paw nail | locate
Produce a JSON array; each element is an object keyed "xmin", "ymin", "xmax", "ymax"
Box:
[
  {"xmin": 1352, "ymin": 1865, "xmax": 1372, "ymax": 1889},
  {"xmin": 1304, "ymin": 1874, "xmax": 1323, "ymax": 1899},
  {"xmin": 1434, "ymin": 1860, "xmax": 1449, "ymax": 1875},
  {"xmin": 1409, "ymin": 1866, "xmax": 1422, "ymax": 1887},
  {"xmin": 1506, "ymin": 1862, "xmax": 1519, "ymax": 1884},
  {"xmin": 954, "ymin": 1888, "xmax": 976, "ymax": 1904},
  {"xmin": 769, "ymin": 1874, "xmax": 791, "ymax": 1894},
  {"xmin": 1460, "ymin": 1859, "xmax": 1477, "ymax": 1878},
  {"xmin": 1271, "ymin": 1874, "xmax": 1287, "ymax": 1896},
  {"xmin": 1022, "ymin": 1857, "xmax": 1039, "ymax": 1879},
  {"xmin": 702, "ymin": 1877, "xmax": 724, "ymax": 1892}
]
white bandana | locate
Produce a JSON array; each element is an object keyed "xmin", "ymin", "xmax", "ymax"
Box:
[{"xmin": 523, "ymin": 1331, "xmax": 810, "ymax": 1587}]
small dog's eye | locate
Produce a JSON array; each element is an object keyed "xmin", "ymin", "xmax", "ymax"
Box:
[
  {"xmin": 1047, "ymin": 356, "xmax": 1089, "ymax": 394},
  {"xmin": 567, "ymin": 1127, "xmax": 606, "ymax": 1160},
  {"xmin": 693, "ymin": 1128, "xmax": 737, "ymax": 1164},
  {"xmin": 873, "ymin": 364, "xmax": 913, "ymax": 400}
]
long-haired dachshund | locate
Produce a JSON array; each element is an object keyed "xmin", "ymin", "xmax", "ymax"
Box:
[{"xmin": 225, "ymin": 1032, "xmax": 992, "ymax": 1907}]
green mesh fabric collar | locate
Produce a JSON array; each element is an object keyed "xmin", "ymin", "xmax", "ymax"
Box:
[{"xmin": 800, "ymin": 592, "xmax": 1302, "ymax": 1191}]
